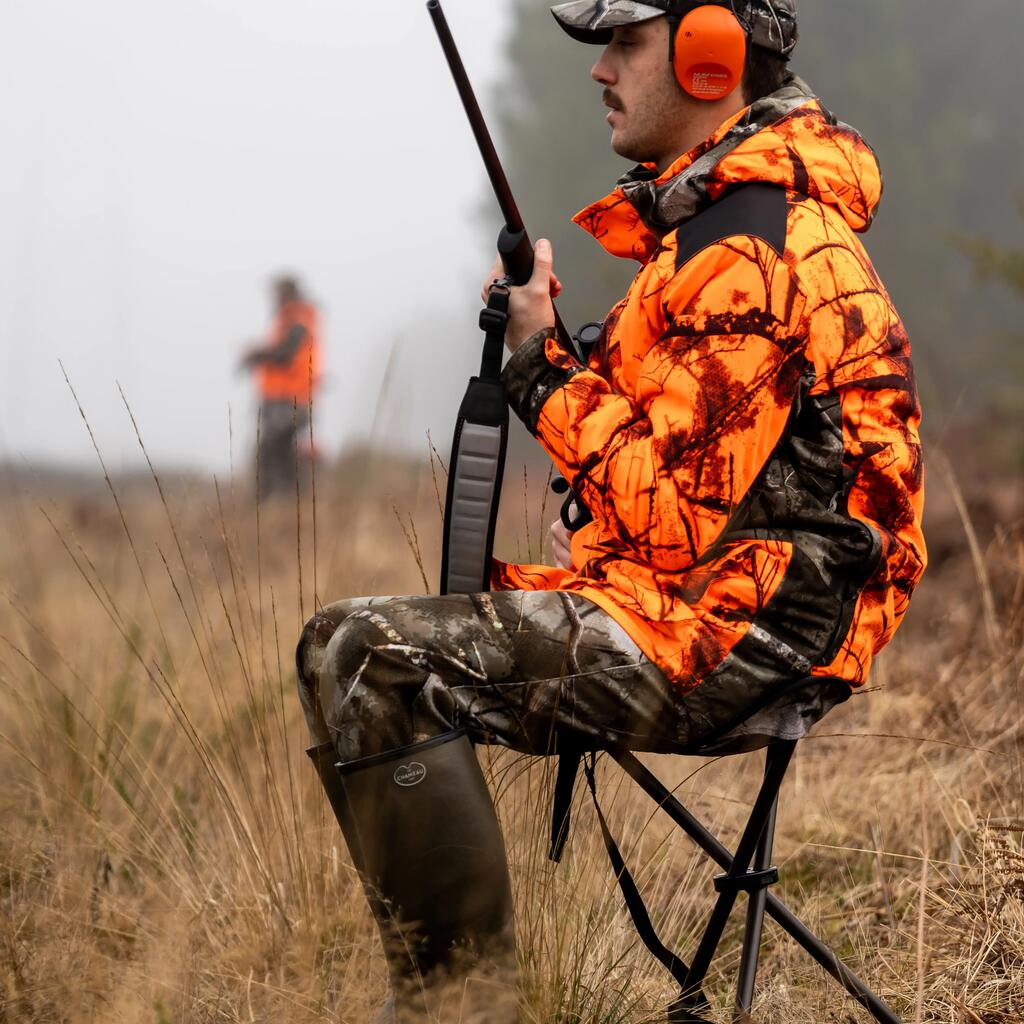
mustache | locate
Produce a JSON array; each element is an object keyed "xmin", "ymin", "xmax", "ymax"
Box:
[{"xmin": 602, "ymin": 88, "xmax": 623, "ymax": 111}]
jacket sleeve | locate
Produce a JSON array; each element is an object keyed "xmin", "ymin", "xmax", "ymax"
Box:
[
  {"xmin": 503, "ymin": 239, "xmax": 809, "ymax": 571},
  {"xmin": 250, "ymin": 324, "xmax": 307, "ymax": 367}
]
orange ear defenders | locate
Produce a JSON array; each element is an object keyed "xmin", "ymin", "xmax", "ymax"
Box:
[{"xmin": 670, "ymin": 4, "xmax": 748, "ymax": 101}]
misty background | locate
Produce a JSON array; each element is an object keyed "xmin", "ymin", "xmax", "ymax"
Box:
[{"xmin": 2, "ymin": 0, "xmax": 1022, "ymax": 477}]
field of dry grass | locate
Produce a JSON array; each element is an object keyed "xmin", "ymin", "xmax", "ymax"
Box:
[{"xmin": 1, "ymin": 449, "xmax": 1021, "ymax": 1023}]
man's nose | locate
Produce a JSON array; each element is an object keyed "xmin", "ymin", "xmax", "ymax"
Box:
[{"xmin": 591, "ymin": 47, "xmax": 615, "ymax": 85}]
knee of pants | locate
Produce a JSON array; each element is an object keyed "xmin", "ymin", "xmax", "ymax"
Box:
[
  {"xmin": 295, "ymin": 599, "xmax": 374, "ymax": 706},
  {"xmin": 321, "ymin": 612, "xmax": 390, "ymax": 687},
  {"xmin": 320, "ymin": 608, "xmax": 420, "ymax": 726},
  {"xmin": 319, "ymin": 612, "xmax": 425, "ymax": 755}
]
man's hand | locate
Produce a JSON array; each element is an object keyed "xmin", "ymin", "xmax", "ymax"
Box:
[
  {"xmin": 550, "ymin": 517, "xmax": 574, "ymax": 571},
  {"xmin": 480, "ymin": 239, "xmax": 561, "ymax": 353},
  {"xmin": 238, "ymin": 345, "xmax": 263, "ymax": 372}
]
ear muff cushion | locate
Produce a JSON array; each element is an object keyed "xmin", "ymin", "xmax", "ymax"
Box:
[{"xmin": 673, "ymin": 5, "xmax": 747, "ymax": 100}]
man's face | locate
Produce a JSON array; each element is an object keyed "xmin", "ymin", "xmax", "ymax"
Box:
[
  {"xmin": 273, "ymin": 282, "xmax": 297, "ymax": 309},
  {"xmin": 591, "ymin": 18, "xmax": 693, "ymax": 168}
]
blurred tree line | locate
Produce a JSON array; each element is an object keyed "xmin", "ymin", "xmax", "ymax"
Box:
[
  {"xmin": 955, "ymin": 197, "xmax": 1024, "ymax": 467},
  {"xmin": 484, "ymin": 0, "xmax": 1024, "ymax": 457}
]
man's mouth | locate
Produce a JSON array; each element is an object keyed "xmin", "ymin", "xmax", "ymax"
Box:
[{"xmin": 603, "ymin": 90, "xmax": 623, "ymax": 126}]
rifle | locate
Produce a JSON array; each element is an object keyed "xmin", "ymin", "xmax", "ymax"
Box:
[{"xmin": 427, "ymin": 0, "xmax": 589, "ymax": 597}]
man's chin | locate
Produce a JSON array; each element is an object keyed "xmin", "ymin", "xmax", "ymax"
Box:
[
  {"xmin": 610, "ymin": 133, "xmax": 651, "ymax": 165},
  {"xmin": 610, "ymin": 130, "xmax": 631, "ymax": 159}
]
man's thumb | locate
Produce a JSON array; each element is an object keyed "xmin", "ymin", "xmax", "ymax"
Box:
[{"xmin": 532, "ymin": 238, "xmax": 553, "ymax": 282}]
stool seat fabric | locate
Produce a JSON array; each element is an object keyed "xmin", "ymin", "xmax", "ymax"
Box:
[{"xmin": 682, "ymin": 676, "xmax": 852, "ymax": 756}]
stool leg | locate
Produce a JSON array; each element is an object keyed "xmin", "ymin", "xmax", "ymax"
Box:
[
  {"xmin": 613, "ymin": 750, "xmax": 905, "ymax": 1024},
  {"xmin": 677, "ymin": 742, "xmax": 794, "ymax": 1006},
  {"xmin": 733, "ymin": 793, "xmax": 778, "ymax": 1022}
]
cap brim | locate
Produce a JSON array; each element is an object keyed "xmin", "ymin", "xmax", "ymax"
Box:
[{"xmin": 550, "ymin": 1, "xmax": 667, "ymax": 45}]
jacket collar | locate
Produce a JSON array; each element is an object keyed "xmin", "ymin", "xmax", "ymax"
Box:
[{"xmin": 573, "ymin": 75, "xmax": 816, "ymax": 262}]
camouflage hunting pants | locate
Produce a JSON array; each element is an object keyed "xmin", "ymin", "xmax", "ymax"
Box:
[{"xmin": 296, "ymin": 590, "xmax": 696, "ymax": 763}]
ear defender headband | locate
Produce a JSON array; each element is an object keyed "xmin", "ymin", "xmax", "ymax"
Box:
[{"xmin": 668, "ymin": 4, "xmax": 748, "ymax": 101}]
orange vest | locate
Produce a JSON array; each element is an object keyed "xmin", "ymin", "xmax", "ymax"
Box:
[{"xmin": 258, "ymin": 300, "xmax": 321, "ymax": 403}]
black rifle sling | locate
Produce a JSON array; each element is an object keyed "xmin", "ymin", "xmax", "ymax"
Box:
[{"xmin": 440, "ymin": 281, "xmax": 511, "ymax": 596}]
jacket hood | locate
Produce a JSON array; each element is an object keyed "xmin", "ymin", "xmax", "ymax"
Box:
[{"xmin": 574, "ymin": 77, "xmax": 883, "ymax": 262}]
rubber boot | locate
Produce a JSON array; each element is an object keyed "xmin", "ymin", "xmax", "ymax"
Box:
[{"xmin": 308, "ymin": 730, "xmax": 517, "ymax": 1022}]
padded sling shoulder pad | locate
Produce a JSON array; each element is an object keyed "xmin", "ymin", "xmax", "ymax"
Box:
[{"xmin": 675, "ymin": 183, "xmax": 788, "ymax": 271}]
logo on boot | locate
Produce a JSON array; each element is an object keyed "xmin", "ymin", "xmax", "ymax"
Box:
[{"xmin": 394, "ymin": 762, "xmax": 427, "ymax": 787}]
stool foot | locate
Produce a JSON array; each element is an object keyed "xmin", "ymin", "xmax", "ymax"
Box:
[{"xmin": 666, "ymin": 991, "xmax": 712, "ymax": 1023}]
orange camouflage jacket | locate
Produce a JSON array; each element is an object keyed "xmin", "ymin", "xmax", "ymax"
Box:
[{"xmin": 496, "ymin": 84, "xmax": 926, "ymax": 699}]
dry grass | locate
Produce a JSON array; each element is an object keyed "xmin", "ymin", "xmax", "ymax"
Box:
[{"xmin": 0, "ymin": 449, "xmax": 1021, "ymax": 1023}]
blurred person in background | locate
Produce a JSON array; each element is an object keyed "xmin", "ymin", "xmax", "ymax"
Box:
[
  {"xmin": 240, "ymin": 274, "xmax": 321, "ymax": 499},
  {"xmin": 297, "ymin": 2, "xmax": 926, "ymax": 1021}
]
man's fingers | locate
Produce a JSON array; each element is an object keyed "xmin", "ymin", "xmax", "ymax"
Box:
[
  {"xmin": 554, "ymin": 542, "xmax": 572, "ymax": 571},
  {"xmin": 552, "ymin": 533, "xmax": 572, "ymax": 570},
  {"xmin": 481, "ymin": 255, "xmax": 504, "ymax": 302},
  {"xmin": 550, "ymin": 515, "xmax": 575, "ymax": 569},
  {"xmin": 483, "ymin": 244, "xmax": 557, "ymax": 302},
  {"xmin": 531, "ymin": 239, "xmax": 553, "ymax": 290}
]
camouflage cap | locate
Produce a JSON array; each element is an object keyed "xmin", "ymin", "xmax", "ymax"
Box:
[{"xmin": 551, "ymin": 0, "xmax": 798, "ymax": 58}]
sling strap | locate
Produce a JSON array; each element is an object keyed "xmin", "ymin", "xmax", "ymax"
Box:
[
  {"xmin": 440, "ymin": 280, "xmax": 512, "ymax": 596},
  {"xmin": 548, "ymin": 746, "xmax": 582, "ymax": 862}
]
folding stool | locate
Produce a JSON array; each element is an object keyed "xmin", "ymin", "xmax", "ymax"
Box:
[{"xmin": 551, "ymin": 677, "xmax": 905, "ymax": 1024}]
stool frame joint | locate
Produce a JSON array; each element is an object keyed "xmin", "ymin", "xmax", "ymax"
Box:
[{"xmin": 713, "ymin": 865, "xmax": 780, "ymax": 894}]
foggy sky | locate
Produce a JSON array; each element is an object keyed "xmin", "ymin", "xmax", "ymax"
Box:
[{"xmin": 0, "ymin": 0, "xmax": 515, "ymax": 473}]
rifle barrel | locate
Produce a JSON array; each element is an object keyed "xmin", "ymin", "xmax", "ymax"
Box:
[
  {"xmin": 426, "ymin": 1, "xmax": 524, "ymax": 233},
  {"xmin": 427, "ymin": 0, "xmax": 573, "ymax": 347}
]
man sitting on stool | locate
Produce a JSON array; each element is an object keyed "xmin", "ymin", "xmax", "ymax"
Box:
[{"xmin": 297, "ymin": 2, "xmax": 926, "ymax": 1020}]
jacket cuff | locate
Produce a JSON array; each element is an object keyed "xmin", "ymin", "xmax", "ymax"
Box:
[{"xmin": 502, "ymin": 328, "xmax": 582, "ymax": 434}]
